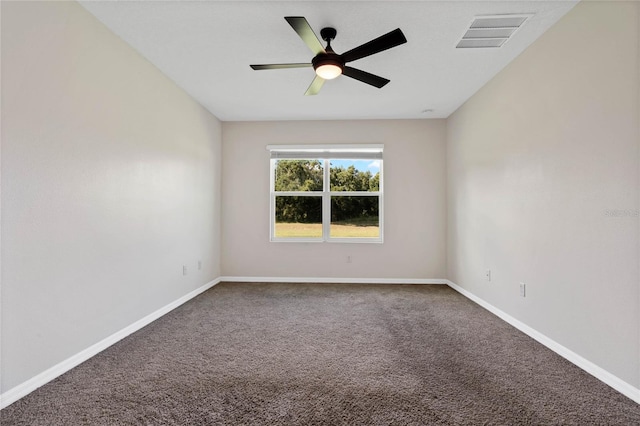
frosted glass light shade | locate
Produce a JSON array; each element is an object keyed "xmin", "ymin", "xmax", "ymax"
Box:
[{"xmin": 316, "ymin": 64, "xmax": 342, "ymax": 80}]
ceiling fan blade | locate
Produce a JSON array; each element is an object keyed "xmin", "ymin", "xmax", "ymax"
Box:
[
  {"xmin": 304, "ymin": 75, "xmax": 325, "ymax": 96},
  {"xmin": 342, "ymin": 66, "xmax": 390, "ymax": 88},
  {"xmin": 285, "ymin": 17, "xmax": 326, "ymax": 55},
  {"xmin": 340, "ymin": 28, "xmax": 407, "ymax": 63},
  {"xmin": 250, "ymin": 63, "xmax": 312, "ymax": 70}
]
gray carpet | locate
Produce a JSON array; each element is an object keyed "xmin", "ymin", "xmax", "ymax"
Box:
[{"xmin": 1, "ymin": 283, "xmax": 639, "ymax": 425}]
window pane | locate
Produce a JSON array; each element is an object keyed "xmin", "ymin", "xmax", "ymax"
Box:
[
  {"xmin": 330, "ymin": 159, "xmax": 380, "ymax": 192},
  {"xmin": 330, "ymin": 196, "xmax": 379, "ymax": 238},
  {"xmin": 274, "ymin": 160, "xmax": 323, "ymax": 192},
  {"xmin": 275, "ymin": 196, "xmax": 322, "ymax": 238}
]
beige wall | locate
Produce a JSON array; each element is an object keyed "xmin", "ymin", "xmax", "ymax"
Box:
[
  {"xmin": 221, "ymin": 120, "xmax": 446, "ymax": 280},
  {"xmin": 446, "ymin": 1, "xmax": 639, "ymax": 387},
  {"xmin": 1, "ymin": 1, "xmax": 222, "ymax": 392}
]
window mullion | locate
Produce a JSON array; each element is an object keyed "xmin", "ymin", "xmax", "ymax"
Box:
[
  {"xmin": 270, "ymin": 159, "xmax": 275, "ymax": 241},
  {"xmin": 329, "ymin": 191, "xmax": 380, "ymax": 196},
  {"xmin": 274, "ymin": 191, "xmax": 321, "ymax": 197},
  {"xmin": 322, "ymin": 159, "xmax": 331, "ymax": 241}
]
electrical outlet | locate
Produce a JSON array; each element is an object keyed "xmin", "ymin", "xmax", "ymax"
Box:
[
  {"xmin": 485, "ymin": 269, "xmax": 491, "ymax": 282},
  {"xmin": 198, "ymin": 260, "xmax": 202, "ymax": 270},
  {"xmin": 347, "ymin": 255, "xmax": 352, "ymax": 264},
  {"xmin": 520, "ymin": 282, "xmax": 526, "ymax": 297},
  {"xmin": 183, "ymin": 265, "xmax": 188, "ymax": 276}
]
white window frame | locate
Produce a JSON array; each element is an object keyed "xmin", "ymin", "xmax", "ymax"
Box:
[{"xmin": 268, "ymin": 144, "xmax": 384, "ymax": 243}]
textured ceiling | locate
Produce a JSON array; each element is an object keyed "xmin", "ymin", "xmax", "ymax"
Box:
[{"xmin": 78, "ymin": 1, "xmax": 578, "ymax": 121}]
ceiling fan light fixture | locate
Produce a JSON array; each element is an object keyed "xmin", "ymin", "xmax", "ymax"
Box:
[
  {"xmin": 312, "ymin": 54, "xmax": 344, "ymax": 80},
  {"xmin": 315, "ymin": 63, "xmax": 342, "ymax": 79}
]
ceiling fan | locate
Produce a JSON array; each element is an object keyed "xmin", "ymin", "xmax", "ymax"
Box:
[{"xmin": 250, "ymin": 17, "xmax": 407, "ymax": 95}]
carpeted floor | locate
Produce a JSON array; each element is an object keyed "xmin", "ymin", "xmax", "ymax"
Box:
[{"xmin": 1, "ymin": 283, "xmax": 639, "ymax": 425}]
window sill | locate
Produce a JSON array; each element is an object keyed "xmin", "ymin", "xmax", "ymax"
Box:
[{"xmin": 270, "ymin": 238, "xmax": 383, "ymax": 244}]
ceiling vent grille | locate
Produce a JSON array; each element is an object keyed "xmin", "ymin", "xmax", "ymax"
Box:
[{"xmin": 456, "ymin": 14, "xmax": 531, "ymax": 49}]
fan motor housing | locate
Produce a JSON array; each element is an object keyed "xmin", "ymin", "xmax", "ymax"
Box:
[
  {"xmin": 313, "ymin": 27, "xmax": 343, "ymax": 73},
  {"xmin": 312, "ymin": 52, "xmax": 344, "ymax": 72}
]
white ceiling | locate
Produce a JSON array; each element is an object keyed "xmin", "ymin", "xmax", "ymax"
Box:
[{"xmin": 78, "ymin": 1, "xmax": 578, "ymax": 121}]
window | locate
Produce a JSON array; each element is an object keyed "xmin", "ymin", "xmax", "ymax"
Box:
[{"xmin": 268, "ymin": 145, "xmax": 383, "ymax": 243}]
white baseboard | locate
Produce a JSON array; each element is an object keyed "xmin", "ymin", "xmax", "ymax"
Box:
[
  {"xmin": 445, "ymin": 280, "xmax": 640, "ymax": 405},
  {"xmin": 0, "ymin": 278, "xmax": 221, "ymax": 410},
  {"xmin": 219, "ymin": 276, "xmax": 448, "ymax": 285}
]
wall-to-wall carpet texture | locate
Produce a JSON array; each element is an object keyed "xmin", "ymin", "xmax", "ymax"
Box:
[{"xmin": 2, "ymin": 283, "xmax": 638, "ymax": 425}]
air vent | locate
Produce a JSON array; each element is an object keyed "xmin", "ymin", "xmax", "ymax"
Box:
[{"xmin": 456, "ymin": 14, "xmax": 532, "ymax": 49}]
